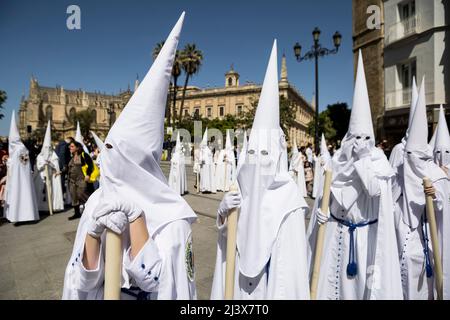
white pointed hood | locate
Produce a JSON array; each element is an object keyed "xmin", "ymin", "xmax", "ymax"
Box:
[
  {"xmin": 236, "ymin": 129, "xmax": 247, "ymax": 172},
  {"xmin": 75, "ymin": 122, "xmax": 89, "ymax": 154},
  {"xmin": 201, "ymin": 128, "xmax": 208, "ymax": 147},
  {"xmin": 433, "ymin": 105, "xmax": 450, "ymax": 167},
  {"xmin": 405, "ymin": 78, "xmax": 429, "ymax": 153},
  {"xmin": 402, "ymin": 78, "xmax": 446, "ymax": 228},
  {"xmin": 331, "ymin": 50, "xmax": 391, "ymax": 210},
  {"xmin": 236, "ymin": 40, "xmax": 307, "ymax": 277},
  {"xmin": 8, "ymin": 111, "xmax": 26, "ymax": 155},
  {"xmin": 347, "ymin": 50, "xmax": 374, "ymax": 139},
  {"xmin": 289, "ymin": 136, "xmax": 301, "ymax": 172},
  {"xmin": 224, "ymin": 129, "xmax": 235, "ymax": 163},
  {"xmin": 174, "ymin": 131, "xmax": 182, "ymax": 153},
  {"xmin": 39, "ymin": 121, "xmax": 53, "ymax": 161},
  {"xmin": 405, "ymin": 76, "xmax": 418, "ymax": 138},
  {"xmin": 98, "ymin": 12, "xmax": 195, "ymax": 235},
  {"xmin": 91, "ymin": 131, "xmax": 104, "ymax": 151},
  {"xmin": 320, "ymin": 134, "xmax": 331, "ymax": 168}
]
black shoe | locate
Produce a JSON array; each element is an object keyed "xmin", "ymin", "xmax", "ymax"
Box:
[{"xmin": 68, "ymin": 213, "xmax": 81, "ymax": 221}]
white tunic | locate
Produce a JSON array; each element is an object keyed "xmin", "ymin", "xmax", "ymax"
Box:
[
  {"xmin": 307, "ymin": 155, "xmax": 403, "ymax": 300},
  {"xmin": 34, "ymin": 151, "xmax": 64, "ymax": 212},
  {"xmin": 62, "ymin": 190, "xmax": 196, "ymax": 300},
  {"xmin": 211, "ymin": 208, "xmax": 310, "ymax": 299},
  {"xmin": 393, "ymin": 174, "xmax": 450, "ymax": 300},
  {"xmin": 199, "ymin": 146, "xmax": 216, "ymax": 193},
  {"xmin": 168, "ymin": 151, "xmax": 187, "ymax": 195},
  {"xmin": 4, "ymin": 145, "xmax": 39, "ymax": 223}
]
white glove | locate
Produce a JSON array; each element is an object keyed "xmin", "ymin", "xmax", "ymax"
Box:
[
  {"xmin": 353, "ymin": 139, "xmax": 371, "ymax": 159},
  {"xmin": 87, "ymin": 211, "xmax": 128, "ymax": 238},
  {"xmin": 93, "ymin": 196, "xmax": 144, "ymax": 223},
  {"xmin": 218, "ymin": 191, "xmax": 241, "ymax": 217},
  {"xmin": 315, "ymin": 207, "xmax": 329, "ymax": 225}
]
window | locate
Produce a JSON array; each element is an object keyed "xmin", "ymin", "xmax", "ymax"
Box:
[
  {"xmin": 236, "ymin": 105, "xmax": 243, "ymax": 116},
  {"xmin": 219, "ymin": 106, "xmax": 224, "ymax": 117},
  {"xmin": 207, "ymin": 107, "xmax": 212, "ymax": 118},
  {"xmin": 228, "ymin": 77, "xmax": 233, "ymax": 87},
  {"xmin": 43, "ymin": 92, "xmax": 49, "ymax": 103},
  {"xmin": 46, "ymin": 105, "xmax": 53, "ymax": 121},
  {"xmin": 400, "ymin": 1, "xmax": 415, "ymax": 21},
  {"xmin": 184, "ymin": 109, "xmax": 189, "ymax": 117},
  {"xmin": 69, "ymin": 107, "xmax": 76, "ymax": 124},
  {"xmin": 194, "ymin": 108, "xmax": 200, "ymax": 118},
  {"xmin": 399, "ymin": 59, "xmax": 416, "ymax": 104}
]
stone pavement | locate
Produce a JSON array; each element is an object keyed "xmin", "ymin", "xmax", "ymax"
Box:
[{"xmin": 0, "ymin": 162, "xmax": 313, "ymax": 300}]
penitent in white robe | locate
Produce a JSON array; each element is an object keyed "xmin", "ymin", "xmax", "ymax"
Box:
[
  {"xmin": 306, "ymin": 150, "xmax": 403, "ymax": 300},
  {"xmin": 199, "ymin": 146, "xmax": 216, "ymax": 193},
  {"xmin": 168, "ymin": 151, "xmax": 187, "ymax": 195},
  {"xmin": 289, "ymin": 154, "xmax": 307, "ymax": 197},
  {"xmin": 211, "ymin": 207, "xmax": 310, "ymax": 299},
  {"xmin": 34, "ymin": 151, "xmax": 64, "ymax": 212},
  {"xmin": 62, "ymin": 190, "xmax": 196, "ymax": 300},
  {"xmin": 5, "ymin": 146, "xmax": 39, "ymax": 223}
]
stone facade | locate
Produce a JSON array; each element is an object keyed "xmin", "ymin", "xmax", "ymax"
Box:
[
  {"xmin": 174, "ymin": 56, "xmax": 314, "ymax": 145},
  {"xmin": 19, "ymin": 56, "xmax": 314, "ymax": 145},
  {"xmin": 352, "ymin": 0, "xmax": 386, "ymax": 138},
  {"xmin": 19, "ymin": 77, "xmax": 131, "ymax": 140}
]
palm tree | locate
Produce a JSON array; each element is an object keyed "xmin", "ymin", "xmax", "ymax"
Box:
[
  {"xmin": 178, "ymin": 43, "xmax": 203, "ymax": 122},
  {"xmin": 0, "ymin": 90, "xmax": 6, "ymax": 120},
  {"xmin": 153, "ymin": 41, "xmax": 182, "ymax": 127}
]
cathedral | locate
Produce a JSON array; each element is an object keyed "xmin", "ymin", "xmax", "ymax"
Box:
[{"xmin": 19, "ymin": 55, "xmax": 314, "ymax": 145}]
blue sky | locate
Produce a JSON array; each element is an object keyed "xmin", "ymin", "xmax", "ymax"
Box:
[{"xmin": 0, "ymin": 0, "xmax": 354, "ymax": 135}]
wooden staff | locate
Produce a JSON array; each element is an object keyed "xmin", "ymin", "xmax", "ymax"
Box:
[
  {"xmin": 423, "ymin": 177, "xmax": 443, "ymax": 300},
  {"xmin": 44, "ymin": 164, "xmax": 53, "ymax": 215},
  {"xmin": 224, "ymin": 183, "xmax": 239, "ymax": 300},
  {"xmin": 104, "ymin": 230, "xmax": 123, "ymax": 300},
  {"xmin": 310, "ymin": 170, "xmax": 333, "ymax": 300}
]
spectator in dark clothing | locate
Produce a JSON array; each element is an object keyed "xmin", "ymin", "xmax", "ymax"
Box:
[
  {"xmin": 67, "ymin": 141, "xmax": 94, "ymax": 220},
  {"xmin": 55, "ymin": 137, "xmax": 74, "ymax": 195}
]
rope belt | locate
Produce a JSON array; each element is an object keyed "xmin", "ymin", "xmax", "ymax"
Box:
[
  {"xmin": 420, "ymin": 212, "xmax": 433, "ymax": 278},
  {"xmin": 330, "ymin": 213, "xmax": 378, "ymax": 277},
  {"xmin": 121, "ymin": 286, "xmax": 152, "ymax": 300}
]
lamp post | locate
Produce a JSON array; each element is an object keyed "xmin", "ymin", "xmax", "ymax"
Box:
[{"xmin": 294, "ymin": 28, "xmax": 342, "ymax": 154}]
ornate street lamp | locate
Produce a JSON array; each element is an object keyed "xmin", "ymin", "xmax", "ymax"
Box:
[{"xmin": 294, "ymin": 28, "xmax": 342, "ymax": 154}]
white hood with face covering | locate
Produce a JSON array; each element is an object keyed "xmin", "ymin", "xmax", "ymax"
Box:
[
  {"xmin": 403, "ymin": 78, "xmax": 447, "ymax": 228},
  {"xmin": 39, "ymin": 121, "xmax": 53, "ymax": 162},
  {"xmin": 75, "ymin": 122, "xmax": 90, "ymax": 154},
  {"xmin": 330, "ymin": 50, "xmax": 392, "ymax": 210},
  {"xmin": 98, "ymin": 12, "xmax": 196, "ymax": 235},
  {"xmin": 91, "ymin": 131, "xmax": 105, "ymax": 151},
  {"xmin": 236, "ymin": 40, "xmax": 307, "ymax": 278},
  {"xmin": 433, "ymin": 105, "xmax": 450, "ymax": 168}
]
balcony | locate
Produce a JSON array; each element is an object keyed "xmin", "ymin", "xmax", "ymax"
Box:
[
  {"xmin": 385, "ymin": 87, "xmax": 412, "ymax": 110},
  {"xmin": 385, "ymin": 15, "xmax": 420, "ymax": 45}
]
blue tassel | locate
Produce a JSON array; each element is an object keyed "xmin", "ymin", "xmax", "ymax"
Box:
[
  {"xmin": 347, "ymin": 262, "xmax": 357, "ymax": 277},
  {"xmin": 425, "ymin": 264, "xmax": 433, "ymax": 278}
]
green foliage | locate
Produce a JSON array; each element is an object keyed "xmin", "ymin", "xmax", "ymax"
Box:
[
  {"xmin": 74, "ymin": 110, "xmax": 96, "ymax": 137},
  {"xmin": 239, "ymin": 95, "xmax": 296, "ymax": 137},
  {"xmin": 0, "ymin": 90, "xmax": 6, "ymax": 120},
  {"xmin": 307, "ymin": 102, "xmax": 350, "ymax": 145}
]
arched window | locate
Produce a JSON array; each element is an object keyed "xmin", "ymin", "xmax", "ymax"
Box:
[
  {"xmin": 228, "ymin": 77, "xmax": 233, "ymax": 87},
  {"xmin": 46, "ymin": 105, "xmax": 53, "ymax": 121},
  {"xmin": 43, "ymin": 92, "xmax": 49, "ymax": 103},
  {"xmin": 69, "ymin": 107, "xmax": 76, "ymax": 124}
]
